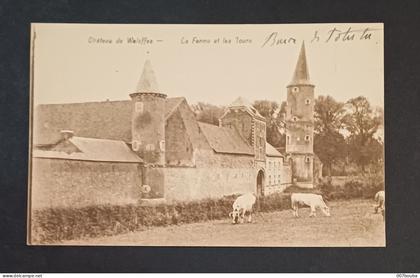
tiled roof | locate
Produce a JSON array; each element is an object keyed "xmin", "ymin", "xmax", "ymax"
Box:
[
  {"xmin": 33, "ymin": 97, "xmax": 185, "ymax": 145},
  {"xmin": 198, "ymin": 122, "xmax": 254, "ymax": 155},
  {"xmin": 33, "ymin": 136, "xmax": 142, "ymax": 163},
  {"xmin": 266, "ymin": 142, "xmax": 283, "ymax": 157}
]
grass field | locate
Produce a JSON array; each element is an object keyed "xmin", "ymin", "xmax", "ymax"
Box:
[{"xmin": 61, "ymin": 199, "xmax": 385, "ymax": 247}]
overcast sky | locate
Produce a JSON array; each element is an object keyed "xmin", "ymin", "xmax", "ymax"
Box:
[{"xmin": 32, "ymin": 23, "xmax": 383, "ymax": 108}]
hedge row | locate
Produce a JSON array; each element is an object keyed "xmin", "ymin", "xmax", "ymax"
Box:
[{"xmin": 31, "ymin": 193, "xmax": 291, "ymax": 244}]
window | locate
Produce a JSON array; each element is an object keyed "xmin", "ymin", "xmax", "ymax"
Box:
[
  {"xmin": 268, "ymin": 175, "xmax": 271, "ymax": 185},
  {"xmin": 287, "ymin": 136, "xmax": 290, "ymax": 144},
  {"xmin": 305, "ymin": 99, "xmax": 311, "ymax": 105},
  {"xmin": 135, "ymin": 102, "xmax": 144, "ymax": 113},
  {"xmin": 292, "ymin": 87, "xmax": 299, "ymax": 93},
  {"xmin": 160, "ymin": 140, "xmax": 166, "ymax": 151},
  {"xmin": 146, "ymin": 144, "xmax": 155, "ymax": 151},
  {"xmin": 278, "ymin": 175, "xmax": 281, "ymax": 183},
  {"xmin": 305, "ymin": 156, "xmax": 311, "ymax": 163},
  {"xmin": 305, "ymin": 135, "xmax": 310, "ymax": 142},
  {"xmin": 132, "ymin": 140, "xmax": 140, "ymax": 151},
  {"xmin": 293, "ymin": 116, "xmax": 297, "ymax": 122}
]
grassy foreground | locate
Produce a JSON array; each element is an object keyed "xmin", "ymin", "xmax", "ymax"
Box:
[{"xmin": 59, "ymin": 199, "xmax": 385, "ymax": 247}]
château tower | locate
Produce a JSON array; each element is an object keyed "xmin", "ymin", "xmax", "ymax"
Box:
[
  {"xmin": 130, "ymin": 60, "xmax": 167, "ymax": 165},
  {"xmin": 285, "ymin": 42, "xmax": 315, "ymax": 187},
  {"xmin": 129, "ymin": 59, "xmax": 166, "ymax": 197}
]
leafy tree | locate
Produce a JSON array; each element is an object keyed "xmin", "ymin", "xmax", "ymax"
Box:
[
  {"xmin": 314, "ymin": 95, "xmax": 346, "ymax": 134},
  {"xmin": 253, "ymin": 100, "xmax": 286, "ymax": 148},
  {"xmin": 313, "ymin": 95, "xmax": 347, "ymax": 176},
  {"xmin": 343, "ymin": 96, "xmax": 383, "ymax": 173},
  {"xmin": 193, "ymin": 102, "xmax": 225, "ymax": 126}
]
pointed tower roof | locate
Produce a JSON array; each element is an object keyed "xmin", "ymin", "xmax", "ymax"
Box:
[
  {"xmin": 136, "ymin": 59, "xmax": 160, "ymax": 93},
  {"xmin": 289, "ymin": 42, "xmax": 313, "ymax": 87}
]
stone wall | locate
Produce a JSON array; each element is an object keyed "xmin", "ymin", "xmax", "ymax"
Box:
[
  {"xmin": 164, "ymin": 149, "xmax": 256, "ymax": 201},
  {"xmin": 30, "ymin": 158, "xmax": 142, "ymax": 209}
]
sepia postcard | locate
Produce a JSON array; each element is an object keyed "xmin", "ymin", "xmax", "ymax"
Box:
[{"xmin": 28, "ymin": 23, "xmax": 384, "ymax": 246}]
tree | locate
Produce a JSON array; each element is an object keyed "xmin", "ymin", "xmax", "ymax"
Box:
[
  {"xmin": 253, "ymin": 100, "xmax": 286, "ymax": 148},
  {"xmin": 343, "ymin": 96, "xmax": 383, "ymax": 173},
  {"xmin": 313, "ymin": 95, "xmax": 347, "ymax": 176},
  {"xmin": 314, "ymin": 95, "xmax": 346, "ymax": 134},
  {"xmin": 193, "ymin": 102, "xmax": 225, "ymax": 125}
]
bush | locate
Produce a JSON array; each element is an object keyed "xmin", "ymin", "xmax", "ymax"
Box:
[
  {"xmin": 318, "ymin": 173, "xmax": 384, "ymax": 200},
  {"xmin": 31, "ymin": 193, "xmax": 292, "ymax": 244}
]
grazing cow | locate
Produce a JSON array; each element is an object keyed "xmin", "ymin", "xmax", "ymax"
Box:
[
  {"xmin": 374, "ymin": 190, "xmax": 385, "ymax": 218},
  {"xmin": 291, "ymin": 193, "xmax": 331, "ymax": 217},
  {"xmin": 229, "ymin": 193, "xmax": 257, "ymax": 224}
]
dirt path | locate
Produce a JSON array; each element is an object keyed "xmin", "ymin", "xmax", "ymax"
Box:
[{"xmin": 61, "ymin": 199, "xmax": 385, "ymax": 247}]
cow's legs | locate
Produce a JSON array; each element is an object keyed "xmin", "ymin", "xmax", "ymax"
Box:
[
  {"xmin": 240, "ymin": 209, "xmax": 245, "ymax": 223},
  {"xmin": 247, "ymin": 211, "xmax": 252, "ymax": 223},
  {"xmin": 309, "ymin": 206, "xmax": 316, "ymax": 217},
  {"xmin": 292, "ymin": 204, "xmax": 299, "ymax": 217}
]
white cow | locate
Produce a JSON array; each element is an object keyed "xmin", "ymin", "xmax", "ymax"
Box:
[
  {"xmin": 229, "ymin": 193, "xmax": 257, "ymax": 224},
  {"xmin": 374, "ymin": 190, "xmax": 385, "ymax": 216},
  {"xmin": 291, "ymin": 193, "xmax": 331, "ymax": 217}
]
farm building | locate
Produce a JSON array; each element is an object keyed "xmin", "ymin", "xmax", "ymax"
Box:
[{"xmin": 30, "ymin": 43, "xmax": 322, "ymax": 209}]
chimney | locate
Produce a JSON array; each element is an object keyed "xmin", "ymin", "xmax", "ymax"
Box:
[{"xmin": 60, "ymin": 130, "xmax": 74, "ymax": 140}]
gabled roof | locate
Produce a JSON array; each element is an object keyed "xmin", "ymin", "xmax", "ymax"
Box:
[
  {"xmin": 33, "ymin": 136, "xmax": 142, "ymax": 163},
  {"xmin": 289, "ymin": 42, "xmax": 313, "ymax": 87},
  {"xmin": 33, "ymin": 100, "xmax": 133, "ymax": 145},
  {"xmin": 165, "ymin": 97, "xmax": 185, "ymax": 120},
  {"xmin": 198, "ymin": 122, "xmax": 254, "ymax": 155},
  {"xmin": 136, "ymin": 60, "xmax": 160, "ymax": 93},
  {"xmin": 222, "ymin": 96, "xmax": 265, "ymax": 121},
  {"xmin": 266, "ymin": 142, "xmax": 283, "ymax": 157},
  {"xmin": 33, "ymin": 97, "xmax": 186, "ymax": 146}
]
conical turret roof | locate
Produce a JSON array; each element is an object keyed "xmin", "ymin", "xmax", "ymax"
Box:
[
  {"xmin": 136, "ymin": 59, "xmax": 160, "ymax": 93},
  {"xmin": 289, "ymin": 42, "xmax": 313, "ymax": 86}
]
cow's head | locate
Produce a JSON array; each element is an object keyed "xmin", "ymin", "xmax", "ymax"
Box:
[
  {"xmin": 229, "ymin": 209, "xmax": 241, "ymax": 224},
  {"xmin": 321, "ymin": 206, "xmax": 331, "ymax": 217}
]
